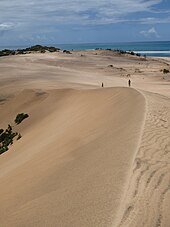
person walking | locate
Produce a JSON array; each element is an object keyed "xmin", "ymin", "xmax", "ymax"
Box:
[
  {"xmin": 128, "ymin": 79, "xmax": 131, "ymax": 87},
  {"xmin": 101, "ymin": 82, "xmax": 104, "ymax": 87}
]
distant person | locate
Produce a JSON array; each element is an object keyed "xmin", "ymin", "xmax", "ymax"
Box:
[
  {"xmin": 102, "ymin": 82, "xmax": 104, "ymax": 87},
  {"xmin": 128, "ymin": 79, "xmax": 131, "ymax": 87}
]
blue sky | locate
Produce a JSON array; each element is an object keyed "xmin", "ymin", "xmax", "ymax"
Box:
[{"xmin": 0, "ymin": 0, "xmax": 170, "ymax": 46}]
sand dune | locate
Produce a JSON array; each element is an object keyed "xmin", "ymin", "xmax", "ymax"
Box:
[
  {"xmin": 0, "ymin": 88, "xmax": 145, "ymax": 226},
  {"xmin": 0, "ymin": 51, "xmax": 170, "ymax": 226}
]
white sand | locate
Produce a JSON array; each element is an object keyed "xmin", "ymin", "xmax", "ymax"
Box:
[{"xmin": 0, "ymin": 50, "xmax": 169, "ymax": 226}]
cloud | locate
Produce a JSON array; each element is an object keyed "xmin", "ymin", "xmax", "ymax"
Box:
[
  {"xmin": 139, "ymin": 17, "xmax": 170, "ymax": 24},
  {"xmin": 0, "ymin": 23, "xmax": 16, "ymax": 37},
  {"xmin": 140, "ymin": 27, "xmax": 160, "ymax": 38},
  {"xmin": 0, "ymin": 0, "xmax": 164, "ymax": 26},
  {"xmin": 0, "ymin": 23, "xmax": 15, "ymax": 31},
  {"xmin": 1, "ymin": 0, "xmax": 168, "ymax": 44}
]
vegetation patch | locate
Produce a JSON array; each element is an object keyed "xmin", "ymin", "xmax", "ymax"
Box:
[
  {"xmin": 0, "ymin": 125, "xmax": 18, "ymax": 154},
  {"xmin": 0, "ymin": 49, "xmax": 15, "ymax": 57},
  {"xmin": 0, "ymin": 45, "xmax": 60, "ymax": 57},
  {"xmin": 161, "ymin": 68, "xmax": 169, "ymax": 74},
  {"xmin": 63, "ymin": 50, "xmax": 72, "ymax": 54},
  {"xmin": 95, "ymin": 48, "xmax": 141, "ymax": 57},
  {"xmin": 15, "ymin": 113, "xmax": 29, "ymax": 125},
  {"xmin": 0, "ymin": 113, "xmax": 29, "ymax": 155},
  {"xmin": 23, "ymin": 45, "xmax": 60, "ymax": 53}
]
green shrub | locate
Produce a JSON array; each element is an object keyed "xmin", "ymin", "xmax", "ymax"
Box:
[
  {"xmin": 0, "ymin": 45, "xmax": 60, "ymax": 58},
  {"xmin": 0, "ymin": 49, "xmax": 15, "ymax": 57},
  {"xmin": 15, "ymin": 113, "xmax": 29, "ymax": 125},
  {"xmin": 163, "ymin": 69, "xmax": 169, "ymax": 74},
  {"xmin": 0, "ymin": 113, "xmax": 29, "ymax": 155},
  {"xmin": 0, "ymin": 125, "xmax": 18, "ymax": 154},
  {"xmin": 63, "ymin": 50, "xmax": 71, "ymax": 54},
  {"xmin": 0, "ymin": 145, "xmax": 8, "ymax": 154},
  {"xmin": 0, "ymin": 129, "xmax": 4, "ymax": 135},
  {"xmin": 17, "ymin": 133, "xmax": 22, "ymax": 140}
]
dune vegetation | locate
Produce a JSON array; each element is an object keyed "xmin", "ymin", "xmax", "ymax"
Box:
[{"xmin": 0, "ymin": 113, "xmax": 29, "ymax": 155}]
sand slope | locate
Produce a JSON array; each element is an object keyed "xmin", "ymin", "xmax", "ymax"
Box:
[
  {"xmin": 0, "ymin": 88, "xmax": 145, "ymax": 227},
  {"xmin": 117, "ymin": 91, "xmax": 170, "ymax": 227},
  {"xmin": 0, "ymin": 51, "xmax": 170, "ymax": 226}
]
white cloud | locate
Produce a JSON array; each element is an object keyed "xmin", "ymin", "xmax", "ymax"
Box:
[
  {"xmin": 0, "ymin": 0, "xmax": 163, "ymax": 26},
  {"xmin": 138, "ymin": 16, "xmax": 170, "ymax": 24},
  {"xmin": 140, "ymin": 27, "xmax": 160, "ymax": 38},
  {"xmin": 0, "ymin": 23, "xmax": 15, "ymax": 31}
]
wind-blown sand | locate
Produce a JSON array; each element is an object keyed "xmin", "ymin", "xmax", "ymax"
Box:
[{"xmin": 0, "ymin": 50, "xmax": 170, "ymax": 226}]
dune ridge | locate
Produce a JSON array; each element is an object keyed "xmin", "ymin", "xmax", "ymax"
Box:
[{"xmin": 0, "ymin": 87, "xmax": 146, "ymax": 227}]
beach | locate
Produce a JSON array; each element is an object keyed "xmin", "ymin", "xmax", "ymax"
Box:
[{"xmin": 0, "ymin": 50, "xmax": 170, "ymax": 226}]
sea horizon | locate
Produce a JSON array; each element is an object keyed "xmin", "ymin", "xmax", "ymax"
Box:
[{"xmin": 1, "ymin": 40, "xmax": 170, "ymax": 57}]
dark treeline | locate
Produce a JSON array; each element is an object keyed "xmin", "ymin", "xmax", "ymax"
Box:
[{"xmin": 0, "ymin": 45, "xmax": 60, "ymax": 57}]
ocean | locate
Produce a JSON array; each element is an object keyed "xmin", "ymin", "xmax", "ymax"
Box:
[{"xmin": 1, "ymin": 41, "xmax": 170, "ymax": 57}]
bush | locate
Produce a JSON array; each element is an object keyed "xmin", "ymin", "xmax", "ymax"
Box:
[
  {"xmin": 0, "ymin": 49, "xmax": 15, "ymax": 57},
  {"xmin": 0, "ymin": 45, "xmax": 60, "ymax": 58},
  {"xmin": 130, "ymin": 51, "xmax": 135, "ymax": 55},
  {"xmin": 25, "ymin": 45, "xmax": 60, "ymax": 52},
  {"xmin": 136, "ymin": 53, "xmax": 141, "ymax": 57},
  {"xmin": 0, "ymin": 113, "xmax": 29, "ymax": 155},
  {"xmin": 63, "ymin": 50, "xmax": 71, "ymax": 54},
  {"xmin": 15, "ymin": 113, "xmax": 29, "ymax": 125},
  {"xmin": 0, "ymin": 125, "xmax": 18, "ymax": 154},
  {"xmin": 163, "ymin": 69, "xmax": 169, "ymax": 74},
  {"xmin": 17, "ymin": 133, "xmax": 22, "ymax": 140}
]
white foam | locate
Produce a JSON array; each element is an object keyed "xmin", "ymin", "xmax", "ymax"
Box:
[{"xmin": 134, "ymin": 50, "xmax": 170, "ymax": 54}]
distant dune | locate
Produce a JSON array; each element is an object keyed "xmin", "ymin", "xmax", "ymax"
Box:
[{"xmin": 0, "ymin": 51, "xmax": 170, "ymax": 226}]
